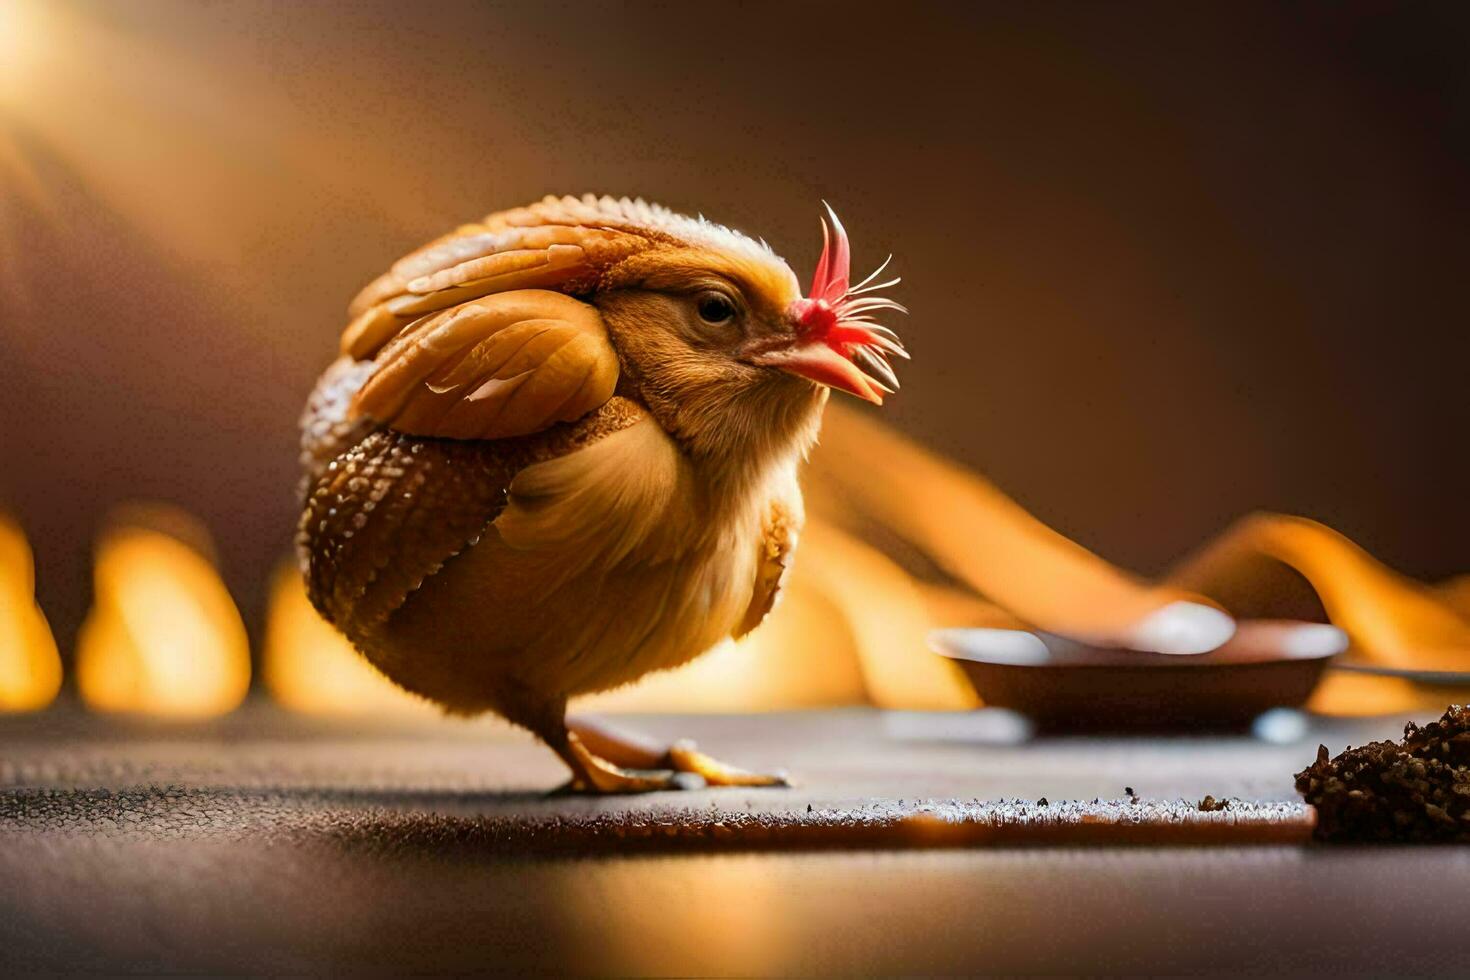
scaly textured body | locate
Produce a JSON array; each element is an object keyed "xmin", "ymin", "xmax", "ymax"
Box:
[{"xmin": 297, "ymin": 195, "xmax": 905, "ymax": 791}]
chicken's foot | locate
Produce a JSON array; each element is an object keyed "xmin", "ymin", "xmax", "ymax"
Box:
[
  {"xmin": 500, "ymin": 694, "xmax": 684, "ymax": 793},
  {"xmin": 554, "ymin": 731, "xmax": 707, "ymax": 793},
  {"xmin": 568, "ymin": 716, "xmax": 790, "ymax": 790}
]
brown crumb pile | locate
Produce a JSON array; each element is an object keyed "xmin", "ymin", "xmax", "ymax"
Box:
[{"xmin": 1295, "ymin": 705, "xmax": 1470, "ymax": 843}]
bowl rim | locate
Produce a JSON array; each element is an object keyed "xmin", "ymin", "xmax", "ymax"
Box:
[{"xmin": 929, "ymin": 620, "xmax": 1347, "ymax": 669}]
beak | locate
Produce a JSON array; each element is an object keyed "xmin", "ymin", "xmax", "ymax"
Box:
[{"xmin": 749, "ymin": 336, "xmax": 890, "ymax": 405}]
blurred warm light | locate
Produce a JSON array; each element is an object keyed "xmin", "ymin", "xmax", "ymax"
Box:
[
  {"xmin": 1169, "ymin": 513, "xmax": 1469, "ymax": 716},
  {"xmin": 0, "ymin": 0, "xmax": 240, "ymax": 272},
  {"xmin": 0, "ymin": 0, "xmax": 433, "ymax": 324},
  {"xmin": 808, "ymin": 407, "xmax": 1470, "ymax": 716},
  {"xmin": 0, "ymin": 513, "xmax": 62, "ymax": 711},
  {"xmin": 1170, "ymin": 514, "xmax": 1470, "ymax": 671},
  {"xmin": 263, "ymin": 561, "xmax": 437, "ymax": 718},
  {"xmin": 810, "ymin": 404, "xmax": 1233, "ymax": 655},
  {"xmin": 795, "ymin": 520, "xmax": 975, "ymax": 710},
  {"xmin": 1306, "ymin": 672, "xmax": 1426, "ymax": 717},
  {"xmin": 0, "ymin": 0, "xmax": 53, "ymax": 111},
  {"xmin": 76, "ymin": 505, "xmax": 250, "ymax": 718},
  {"xmin": 1436, "ymin": 575, "xmax": 1470, "ymax": 619},
  {"xmin": 568, "ymin": 855, "xmax": 789, "ymax": 973},
  {"xmin": 0, "ymin": 0, "xmax": 63, "ymax": 233}
]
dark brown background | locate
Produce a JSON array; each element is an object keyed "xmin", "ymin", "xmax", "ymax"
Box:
[{"xmin": 2, "ymin": 0, "xmax": 1467, "ymax": 650}]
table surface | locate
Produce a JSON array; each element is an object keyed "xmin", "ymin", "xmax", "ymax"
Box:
[{"xmin": 2, "ymin": 704, "xmax": 1465, "ymax": 975}]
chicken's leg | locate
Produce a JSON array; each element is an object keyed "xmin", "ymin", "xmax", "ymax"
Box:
[
  {"xmin": 568, "ymin": 716, "xmax": 790, "ymax": 789},
  {"xmin": 503, "ymin": 699, "xmax": 691, "ymax": 794}
]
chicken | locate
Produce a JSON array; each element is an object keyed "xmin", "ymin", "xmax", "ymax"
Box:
[{"xmin": 297, "ymin": 194, "xmax": 906, "ymax": 792}]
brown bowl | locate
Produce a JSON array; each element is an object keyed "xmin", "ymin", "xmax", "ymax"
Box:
[{"xmin": 932, "ymin": 620, "xmax": 1345, "ymax": 732}]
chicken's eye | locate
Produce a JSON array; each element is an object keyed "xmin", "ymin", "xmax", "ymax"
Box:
[{"xmin": 696, "ymin": 293, "xmax": 738, "ymax": 325}]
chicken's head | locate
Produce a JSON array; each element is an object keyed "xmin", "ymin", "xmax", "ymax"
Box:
[
  {"xmin": 600, "ymin": 202, "xmax": 904, "ymax": 398},
  {"xmin": 342, "ymin": 195, "xmax": 906, "ymax": 460}
]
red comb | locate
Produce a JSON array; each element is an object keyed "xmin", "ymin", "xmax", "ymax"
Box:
[{"xmin": 809, "ymin": 202, "xmax": 852, "ymax": 304}]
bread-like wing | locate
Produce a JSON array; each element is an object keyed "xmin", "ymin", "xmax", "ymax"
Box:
[
  {"xmin": 339, "ymin": 194, "xmax": 792, "ymax": 361},
  {"xmin": 350, "ymin": 289, "xmax": 618, "ymax": 441}
]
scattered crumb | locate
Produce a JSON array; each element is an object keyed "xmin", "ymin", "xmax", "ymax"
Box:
[
  {"xmin": 1036, "ymin": 797, "xmax": 1049, "ymax": 807},
  {"xmin": 1295, "ymin": 704, "xmax": 1470, "ymax": 843},
  {"xmin": 1124, "ymin": 786, "xmax": 1135, "ymax": 797},
  {"xmin": 1198, "ymin": 795, "xmax": 1231, "ymax": 812}
]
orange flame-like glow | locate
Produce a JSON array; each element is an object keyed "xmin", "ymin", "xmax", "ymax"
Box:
[
  {"xmin": 76, "ymin": 506, "xmax": 250, "ymax": 718},
  {"xmin": 0, "ymin": 514, "xmax": 62, "ymax": 712}
]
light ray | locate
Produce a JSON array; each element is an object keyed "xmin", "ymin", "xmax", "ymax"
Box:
[{"xmin": 0, "ymin": 0, "xmax": 442, "ymax": 334}]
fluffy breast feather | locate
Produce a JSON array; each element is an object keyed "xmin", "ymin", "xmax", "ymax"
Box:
[
  {"xmin": 495, "ymin": 414, "xmax": 704, "ymax": 582},
  {"xmin": 483, "ymin": 414, "xmax": 802, "ymax": 696}
]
